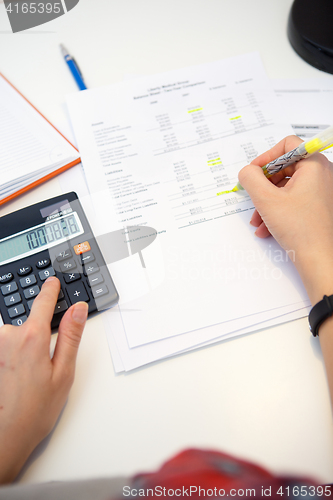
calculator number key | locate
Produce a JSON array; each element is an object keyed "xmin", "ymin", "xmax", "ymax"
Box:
[
  {"xmin": 27, "ymin": 299, "xmax": 35, "ymax": 311},
  {"xmin": 20, "ymin": 275, "xmax": 37, "ymax": 288},
  {"xmin": 4, "ymin": 292, "xmax": 22, "ymax": 307},
  {"xmin": 8, "ymin": 304, "xmax": 25, "ymax": 318},
  {"xmin": 1, "ymin": 281, "xmax": 18, "ymax": 296},
  {"xmin": 12, "ymin": 316, "xmax": 28, "ymax": 326},
  {"xmin": 38, "ymin": 267, "xmax": 56, "ymax": 281},
  {"xmin": 28, "ymin": 289, "xmax": 65, "ymax": 311},
  {"xmin": 23, "ymin": 285, "xmax": 40, "ymax": 299}
]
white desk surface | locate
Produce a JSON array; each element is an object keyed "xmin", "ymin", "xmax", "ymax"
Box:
[{"xmin": 1, "ymin": 0, "xmax": 333, "ymax": 485}]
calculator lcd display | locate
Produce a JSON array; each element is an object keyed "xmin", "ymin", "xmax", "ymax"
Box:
[{"xmin": 0, "ymin": 212, "xmax": 84, "ymax": 265}]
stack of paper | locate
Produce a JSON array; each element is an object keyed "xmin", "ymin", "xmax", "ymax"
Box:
[
  {"xmin": 0, "ymin": 73, "xmax": 80, "ymax": 205},
  {"xmin": 66, "ymin": 53, "xmax": 330, "ymax": 372}
]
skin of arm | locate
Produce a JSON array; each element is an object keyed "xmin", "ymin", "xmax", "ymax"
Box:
[
  {"xmin": 238, "ymin": 135, "xmax": 333, "ymax": 403},
  {"xmin": 0, "ymin": 277, "xmax": 88, "ymax": 484}
]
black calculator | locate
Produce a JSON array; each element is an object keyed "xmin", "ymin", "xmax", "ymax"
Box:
[{"xmin": 0, "ymin": 192, "xmax": 119, "ymax": 330}]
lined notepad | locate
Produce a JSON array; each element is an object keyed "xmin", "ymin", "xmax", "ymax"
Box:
[{"xmin": 0, "ymin": 73, "xmax": 80, "ymax": 205}]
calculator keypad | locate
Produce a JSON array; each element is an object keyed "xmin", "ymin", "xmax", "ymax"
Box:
[{"xmin": 0, "ymin": 238, "xmax": 116, "ymax": 329}]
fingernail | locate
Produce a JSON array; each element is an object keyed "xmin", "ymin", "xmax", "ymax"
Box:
[
  {"xmin": 45, "ymin": 276, "xmax": 58, "ymax": 283},
  {"xmin": 72, "ymin": 302, "xmax": 89, "ymax": 324}
]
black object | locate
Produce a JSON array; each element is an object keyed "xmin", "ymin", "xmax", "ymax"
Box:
[
  {"xmin": 308, "ymin": 295, "xmax": 333, "ymax": 336},
  {"xmin": 288, "ymin": 0, "xmax": 333, "ymax": 74},
  {"xmin": 0, "ymin": 192, "xmax": 119, "ymax": 330}
]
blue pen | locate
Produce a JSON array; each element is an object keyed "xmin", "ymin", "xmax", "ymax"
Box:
[{"xmin": 60, "ymin": 44, "xmax": 87, "ymax": 91}]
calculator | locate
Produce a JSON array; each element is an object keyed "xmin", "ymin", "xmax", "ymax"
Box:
[{"xmin": 0, "ymin": 192, "xmax": 119, "ymax": 329}]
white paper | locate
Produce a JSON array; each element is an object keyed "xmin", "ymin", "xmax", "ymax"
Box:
[
  {"xmin": 104, "ymin": 301, "xmax": 310, "ymax": 372},
  {"xmin": 67, "ymin": 52, "xmax": 310, "ymax": 351},
  {"xmin": 273, "ymin": 78, "xmax": 333, "ymax": 162}
]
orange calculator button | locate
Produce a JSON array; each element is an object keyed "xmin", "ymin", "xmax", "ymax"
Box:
[{"xmin": 73, "ymin": 241, "xmax": 91, "ymax": 255}]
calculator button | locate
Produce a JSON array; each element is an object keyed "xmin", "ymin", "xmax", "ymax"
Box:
[
  {"xmin": 54, "ymin": 300, "xmax": 69, "ymax": 315},
  {"xmin": 27, "ymin": 299, "xmax": 35, "ymax": 311},
  {"xmin": 58, "ymin": 289, "xmax": 65, "ymax": 300},
  {"xmin": 38, "ymin": 267, "xmax": 56, "ymax": 281},
  {"xmin": 88, "ymin": 273, "xmax": 104, "ymax": 287},
  {"xmin": 23, "ymin": 285, "xmax": 40, "ymax": 300},
  {"xmin": 64, "ymin": 272, "xmax": 81, "ymax": 284},
  {"xmin": 36, "ymin": 258, "xmax": 51, "ymax": 269},
  {"xmin": 1, "ymin": 282, "xmax": 18, "ymax": 296},
  {"xmin": 66, "ymin": 281, "xmax": 90, "ymax": 305},
  {"xmin": 17, "ymin": 266, "xmax": 32, "ymax": 276},
  {"xmin": 20, "ymin": 275, "xmax": 37, "ymax": 288},
  {"xmin": 74, "ymin": 241, "xmax": 91, "ymax": 255},
  {"xmin": 79, "ymin": 252, "xmax": 95, "ymax": 265},
  {"xmin": 84, "ymin": 263, "xmax": 100, "ymax": 276},
  {"xmin": 0, "ymin": 273, "xmax": 14, "ymax": 284},
  {"xmin": 4, "ymin": 293, "xmax": 22, "ymax": 307},
  {"xmin": 91, "ymin": 284, "xmax": 109, "ymax": 299},
  {"xmin": 56, "ymin": 248, "xmax": 73, "ymax": 261},
  {"xmin": 60, "ymin": 260, "xmax": 77, "ymax": 272},
  {"xmin": 8, "ymin": 304, "xmax": 25, "ymax": 318},
  {"xmin": 12, "ymin": 316, "xmax": 28, "ymax": 326}
]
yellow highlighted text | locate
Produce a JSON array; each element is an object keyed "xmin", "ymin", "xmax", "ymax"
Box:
[
  {"xmin": 188, "ymin": 108, "xmax": 203, "ymax": 113},
  {"xmin": 216, "ymin": 186, "xmax": 239, "ymax": 196}
]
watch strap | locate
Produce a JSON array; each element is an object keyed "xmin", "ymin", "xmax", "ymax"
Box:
[{"xmin": 308, "ymin": 294, "xmax": 333, "ymax": 337}]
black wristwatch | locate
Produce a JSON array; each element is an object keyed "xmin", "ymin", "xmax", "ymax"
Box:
[{"xmin": 308, "ymin": 295, "xmax": 333, "ymax": 337}]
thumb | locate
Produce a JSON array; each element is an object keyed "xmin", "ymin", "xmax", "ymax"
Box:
[
  {"xmin": 238, "ymin": 164, "xmax": 276, "ymax": 207},
  {"xmin": 52, "ymin": 302, "xmax": 88, "ymax": 380}
]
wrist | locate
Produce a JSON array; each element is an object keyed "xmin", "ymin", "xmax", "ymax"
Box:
[
  {"xmin": 293, "ymin": 249, "xmax": 333, "ymax": 306},
  {"xmin": 0, "ymin": 427, "xmax": 37, "ymax": 484}
]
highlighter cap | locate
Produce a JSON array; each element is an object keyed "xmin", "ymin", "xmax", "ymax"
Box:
[{"xmin": 304, "ymin": 126, "xmax": 333, "ymax": 154}]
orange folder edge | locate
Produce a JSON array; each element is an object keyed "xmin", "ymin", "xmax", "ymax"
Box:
[
  {"xmin": 0, "ymin": 158, "xmax": 82, "ymax": 206},
  {"xmin": 0, "ymin": 72, "xmax": 81, "ymax": 206}
]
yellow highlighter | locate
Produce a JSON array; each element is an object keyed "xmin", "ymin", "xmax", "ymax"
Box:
[{"xmin": 232, "ymin": 125, "xmax": 333, "ymax": 192}]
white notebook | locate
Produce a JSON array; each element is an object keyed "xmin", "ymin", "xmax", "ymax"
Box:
[{"xmin": 0, "ymin": 73, "xmax": 80, "ymax": 205}]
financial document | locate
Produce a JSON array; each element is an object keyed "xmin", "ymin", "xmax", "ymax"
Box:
[{"xmin": 67, "ymin": 53, "xmax": 309, "ymax": 356}]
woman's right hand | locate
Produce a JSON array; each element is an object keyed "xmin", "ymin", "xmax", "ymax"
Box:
[{"xmin": 238, "ymin": 135, "xmax": 333, "ymax": 305}]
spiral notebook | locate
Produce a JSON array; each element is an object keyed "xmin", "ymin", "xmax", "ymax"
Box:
[{"xmin": 0, "ymin": 73, "xmax": 81, "ymax": 205}]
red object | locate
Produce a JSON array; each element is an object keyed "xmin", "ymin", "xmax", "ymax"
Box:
[{"xmin": 127, "ymin": 449, "xmax": 324, "ymax": 499}]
